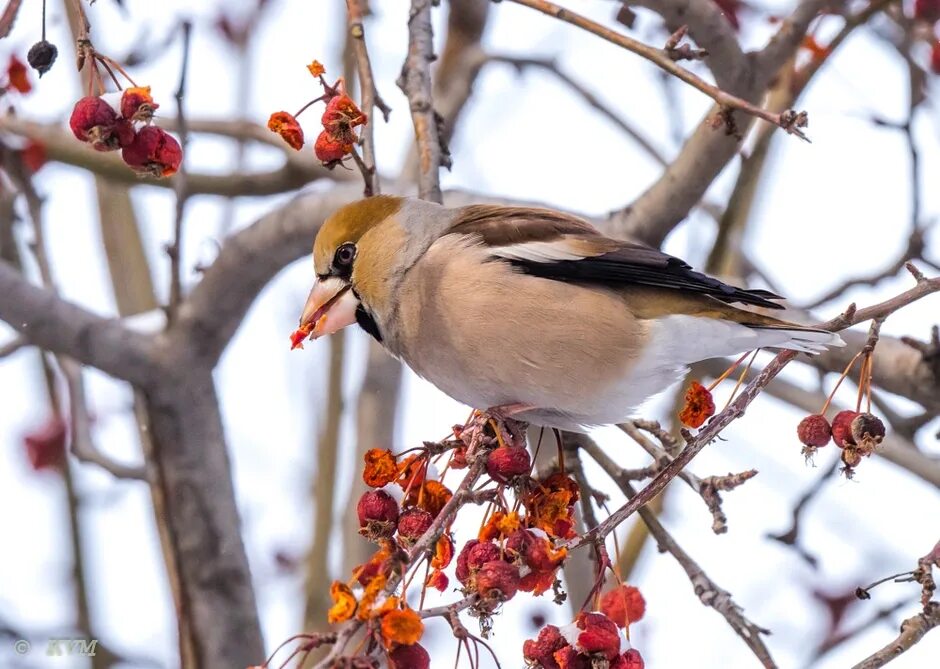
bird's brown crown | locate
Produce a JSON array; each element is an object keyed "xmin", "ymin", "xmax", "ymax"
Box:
[{"xmin": 313, "ymin": 195, "xmax": 404, "ymax": 273}]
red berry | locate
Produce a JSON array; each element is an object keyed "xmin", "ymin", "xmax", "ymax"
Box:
[
  {"xmin": 831, "ymin": 410, "xmax": 859, "ymax": 448},
  {"xmin": 314, "ymin": 129, "xmax": 351, "ymax": 163},
  {"xmin": 120, "ymin": 86, "xmax": 159, "ymax": 123},
  {"xmin": 576, "ymin": 612, "xmax": 621, "ymax": 661},
  {"xmin": 797, "ymin": 414, "xmax": 831, "ymax": 448},
  {"xmin": 388, "ymin": 642, "xmax": 430, "ymax": 669},
  {"xmin": 121, "ymin": 126, "xmax": 182, "ymax": 177},
  {"xmin": 357, "ymin": 490, "xmax": 399, "ymax": 540},
  {"xmin": 523, "ymin": 625, "xmax": 568, "ymax": 669},
  {"xmin": 475, "ymin": 560, "xmax": 520, "ymax": 603},
  {"xmin": 69, "ymin": 96, "xmax": 129, "ymax": 151},
  {"xmin": 612, "ymin": 649, "xmax": 645, "ymax": 669},
  {"xmin": 455, "ymin": 540, "xmax": 501, "ymax": 585},
  {"xmin": 600, "ymin": 585, "xmax": 646, "ymax": 627},
  {"xmin": 396, "ymin": 507, "xmax": 433, "ymax": 545},
  {"xmin": 321, "ymin": 94, "xmax": 367, "ymax": 134},
  {"xmin": 267, "ymin": 111, "xmax": 304, "ymax": 151},
  {"xmin": 931, "ymin": 41, "xmax": 940, "ymax": 75},
  {"xmin": 486, "ymin": 446, "xmax": 531, "ymax": 482},
  {"xmin": 914, "ymin": 0, "xmax": 940, "ymax": 22},
  {"xmin": 23, "ymin": 416, "xmax": 67, "ymax": 472}
]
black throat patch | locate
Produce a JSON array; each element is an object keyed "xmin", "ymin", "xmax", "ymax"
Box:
[{"xmin": 355, "ymin": 304, "xmax": 383, "ymax": 342}]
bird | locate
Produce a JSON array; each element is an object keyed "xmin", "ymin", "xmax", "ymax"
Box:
[{"xmin": 294, "ymin": 195, "xmax": 843, "ymax": 432}]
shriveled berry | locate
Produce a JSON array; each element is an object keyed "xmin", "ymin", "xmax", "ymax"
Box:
[
  {"xmin": 321, "ymin": 94, "xmax": 367, "ymax": 133},
  {"xmin": 576, "ymin": 612, "xmax": 621, "ymax": 661},
  {"xmin": 797, "ymin": 414, "xmax": 831, "ymax": 448},
  {"xmin": 69, "ymin": 96, "xmax": 122, "ymax": 150},
  {"xmin": 455, "ymin": 540, "xmax": 501, "ymax": 584},
  {"xmin": 121, "ymin": 126, "xmax": 182, "ymax": 177},
  {"xmin": 388, "ymin": 642, "xmax": 430, "ymax": 669},
  {"xmin": 475, "ymin": 560, "xmax": 520, "ymax": 603},
  {"xmin": 850, "ymin": 412, "xmax": 885, "ymax": 447},
  {"xmin": 314, "ymin": 129, "xmax": 351, "ymax": 163},
  {"xmin": 486, "ymin": 446, "xmax": 531, "ymax": 482},
  {"xmin": 841, "ymin": 446, "xmax": 862, "ymax": 469},
  {"xmin": 600, "ymin": 585, "xmax": 646, "ymax": 627},
  {"xmin": 396, "ymin": 507, "xmax": 433, "ymax": 545},
  {"xmin": 831, "ymin": 410, "xmax": 859, "ymax": 448},
  {"xmin": 613, "ymin": 649, "xmax": 645, "ymax": 669},
  {"xmin": 523, "ymin": 624, "xmax": 568, "ymax": 669},
  {"xmin": 121, "ymin": 86, "xmax": 159, "ymax": 123},
  {"xmin": 357, "ymin": 489, "xmax": 399, "ymax": 540},
  {"xmin": 267, "ymin": 111, "xmax": 304, "ymax": 150},
  {"xmin": 27, "ymin": 40, "xmax": 58, "ymax": 77}
]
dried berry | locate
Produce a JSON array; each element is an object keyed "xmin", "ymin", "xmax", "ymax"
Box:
[
  {"xmin": 314, "ymin": 129, "xmax": 351, "ymax": 163},
  {"xmin": 679, "ymin": 381, "xmax": 715, "ymax": 428},
  {"xmin": 831, "ymin": 410, "xmax": 859, "ymax": 448},
  {"xmin": 841, "ymin": 445, "xmax": 862, "ymax": 469},
  {"xmin": 613, "ymin": 649, "xmax": 645, "ymax": 669},
  {"xmin": 6, "ymin": 55, "xmax": 31, "ymax": 93},
  {"xmin": 388, "ymin": 642, "xmax": 430, "ymax": 669},
  {"xmin": 267, "ymin": 111, "xmax": 304, "ymax": 151},
  {"xmin": 576, "ymin": 612, "xmax": 621, "ymax": 661},
  {"xmin": 321, "ymin": 94, "xmax": 367, "ymax": 136},
  {"xmin": 121, "ymin": 126, "xmax": 183, "ymax": 177},
  {"xmin": 523, "ymin": 624, "xmax": 567, "ymax": 669},
  {"xmin": 455, "ymin": 540, "xmax": 501, "ymax": 585},
  {"xmin": 600, "ymin": 585, "xmax": 646, "ymax": 627},
  {"xmin": 851, "ymin": 412, "xmax": 885, "ymax": 453},
  {"xmin": 932, "ymin": 41, "xmax": 940, "ymax": 75},
  {"xmin": 121, "ymin": 86, "xmax": 159, "ymax": 123},
  {"xmin": 27, "ymin": 40, "xmax": 58, "ymax": 77},
  {"xmin": 797, "ymin": 414, "xmax": 831, "ymax": 448},
  {"xmin": 357, "ymin": 489, "xmax": 399, "ymax": 540},
  {"xmin": 396, "ymin": 507, "xmax": 433, "ymax": 546},
  {"xmin": 486, "ymin": 446, "xmax": 531, "ymax": 482},
  {"xmin": 69, "ymin": 96, "xmax": 128, "ymax": 151},
  {"xmin": 475, "ymin": 560, "xmax": 520, "ymax": 603}
]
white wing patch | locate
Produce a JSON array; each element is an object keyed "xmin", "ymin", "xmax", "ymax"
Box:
[{"xmin": 489, "ymin": 237, "xmax": 595, "ymax": 263}]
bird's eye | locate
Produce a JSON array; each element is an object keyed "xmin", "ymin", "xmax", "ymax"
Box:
[{"xmin": 333, "ymin": 243, "xmax": 357, "ymax": 270}]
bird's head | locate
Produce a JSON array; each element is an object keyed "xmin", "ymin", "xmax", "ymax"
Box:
[{"xmin": 295, "ymin": 195, "xmax": 451, "ymax": 345}]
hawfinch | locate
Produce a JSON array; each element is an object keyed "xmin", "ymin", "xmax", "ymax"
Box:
[{"xmin": 295, "ymin": 196, "xmax": 842, "ymax": 431}]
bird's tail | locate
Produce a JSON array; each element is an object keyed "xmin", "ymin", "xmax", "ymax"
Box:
[{"xmin": 747, "ymin": 324, "xmax": 845, "ymax": 354}]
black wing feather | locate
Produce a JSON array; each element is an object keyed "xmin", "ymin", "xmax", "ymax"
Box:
[{"xmin": 507, "ymin": 249, "xmax": 785, "ymax": 310}]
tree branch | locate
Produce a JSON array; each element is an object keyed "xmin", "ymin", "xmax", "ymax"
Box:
[
  {"xmin": 851, "ymin": 602, "xmax": 940, "ymax": 669},
  {"xmin": 399, "ymin": 0, "xmax": 449, "ymax": 202},
  {"xmin": 0, "ymin": 261, "xmax": 156, "ymax": 385}
]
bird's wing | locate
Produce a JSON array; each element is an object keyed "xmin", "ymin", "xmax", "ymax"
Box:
[{"xmin": 449, "ymin": 205, "xmax": 785, "ymax": 310}]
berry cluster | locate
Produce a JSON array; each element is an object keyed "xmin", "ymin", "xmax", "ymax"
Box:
[
  {"xmin": 267, "ymin": 61, "xmax": 367, "ymax": 166},
  {"xmin": 69, "ymin": 89, "xmax": 181, "ymax": 177},
  {"xmin": 315, "ymin": 414, "xmax": 647, "ymax": 668},
  {"xmin": 797, "ymin": 410, "xmax": 885, "ymax": 474}
]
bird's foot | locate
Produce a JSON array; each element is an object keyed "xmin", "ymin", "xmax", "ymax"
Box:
[{"xmin": 476, "ymin": 403, "xmax": 532, "ymax": 449}]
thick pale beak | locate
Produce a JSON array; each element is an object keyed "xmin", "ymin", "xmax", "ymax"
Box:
[{"xmin": 291, "ymin": 276, "xmax": 359, "ymax": 348}]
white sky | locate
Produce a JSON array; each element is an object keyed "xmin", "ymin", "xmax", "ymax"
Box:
[{"xmin": 1, "ymin": 1, "xmax": 939, "ymax": 668}]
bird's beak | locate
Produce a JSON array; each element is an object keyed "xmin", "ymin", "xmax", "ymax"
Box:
[{"xmin": 292, "ymin": 276, "xmax": 359, "ymax": 348}]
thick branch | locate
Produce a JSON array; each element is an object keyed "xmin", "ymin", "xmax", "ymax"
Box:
[
  {"xmin": 852, "ymin": 602, "xmax": 940, "ymax": 669},
  {"xmin": 0, "ymin": 261, "xmax": 156, "ymax": 385}
]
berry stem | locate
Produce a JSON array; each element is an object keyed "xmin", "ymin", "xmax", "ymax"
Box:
[
  {"xmin": 820, "ymin": 349, "xmax": 864, "ymax": 415},
  {"xmin": 706, "ymin": 351, "xmax": 751, "ymax": 392},
  {"xmin": 721, "ymin": 349, "xmax": 760, "ymax": 411}
]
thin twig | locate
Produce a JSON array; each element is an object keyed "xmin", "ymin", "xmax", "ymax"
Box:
[
  {"xmin": 346, "ymin": 0, "xmax": 390, "ymax": 197},
  {"xmin": 60, "ymin": 359, "xmax": 148, "ymax": 480},
  {"xmin": 570, "ymin": 272, "xmax": 940, "ymax": 550},
  {"xmin": 578, "ymin": 435, "xmax": 777, "ymax": 668},
  {"xmin": 851, "ymin": 602, "xmax": 940, "ymax": 669},
  {"xmin": 168, "ymin": 21, "xmax": 192, "ymax": 321},
  {"xmin": 507, "ymin": 0, "xmax": 811, "ymax": 140},
  {"xmin": 398, "ymin": 0, "xmax": 449, "ymax": 203}
]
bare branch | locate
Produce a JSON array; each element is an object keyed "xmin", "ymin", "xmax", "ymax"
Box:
[
  {"xmin": 168, "ymin": 20, "xmax": 193, "ymax": 321},
  {"xmin": 0, "ymin": 261, "xmax": 157, "ymax": 385},
  {"xmin": 508, "ymin": 0, "xmax": 810, "ymax": 139},
  {"xmin": 851, "ymin": 602, "xmax": 940, "ymax": 669},
  {"xmin": 578, "ymin": 435, "xmax": 777, "ymax": 668},
  {"xmin": 60, "ymin": 359, "xmax": 148, "ymax": 480},
  {"xmin": 398, "ymin": 0, "xmax": 449, "ymax": 203}
]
